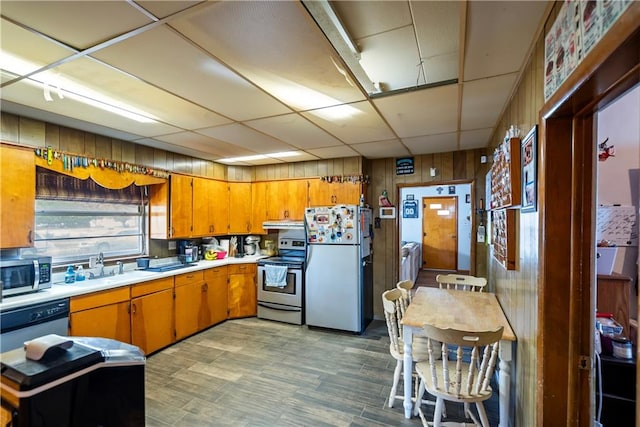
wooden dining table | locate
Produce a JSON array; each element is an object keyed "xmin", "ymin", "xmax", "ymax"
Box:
[{"xmin": 401, "ymin": 287, "xmax": 517, "ymax": 426}]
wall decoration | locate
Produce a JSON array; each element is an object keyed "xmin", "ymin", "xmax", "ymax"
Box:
[
  {"xmin": 465, "ymin": 194, "xmax": 471, "ymax": 204},
  {"xmin": 395, "ymin": 157, "xmax": 414, "ymax": 175},
  {"xmin": 597, "ymin": 137, "xmax": 615, "ymax": 161},
  {"xmin": 448, "ymin": 185, "xmax": 456, "ymax": 195},
  {"xmin": 596, "ymin": 205, "xmax": 638, "ymax": 246},
  {"xmin": 490, "ymin": 135, "xmax": 521, "ymax": 209},
  {"xmin": 403, "ymin": 199, "xmax": 419, "ymax": 218},
  {"xmin": 521, "ymin": 125, "xmax": 538, "ymax": 213}
]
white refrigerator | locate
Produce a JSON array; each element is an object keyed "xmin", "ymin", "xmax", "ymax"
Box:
[{"xmin": 304, "ymin": 205, "xmax": 372, "ymax": 333}]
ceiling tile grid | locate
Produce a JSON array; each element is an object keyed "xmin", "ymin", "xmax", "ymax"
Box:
[{"xmin": 0, "ymin": 0, "xmax": 548, "ymax": 165}]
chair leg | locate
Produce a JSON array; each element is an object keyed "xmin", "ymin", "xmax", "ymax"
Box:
[
  {"xmin": 476, "ymin": 402, "xmax": 490, "ymax": 427},
  {"xmin": 433, "ymin": 397, "xmax": 445, "ymax": 427},
  {"xmin": 413, "ymin": 378, "xmax": 425, "ymax": 416},
  {"xmin": 388, "ymin": 359, "xmax": 403, "ymax": 408}
]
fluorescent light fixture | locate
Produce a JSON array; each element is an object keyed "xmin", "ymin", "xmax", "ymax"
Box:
[
  {"xmin": 303, "ymin": 0, "xmax": 379, "ymax": 95},
  {"xmin": 1, "ymin": 52, "xmax": 157, "ymax": 123},
  {"xmin": 218, "ymin": 151, "xmax": 301, "ymax": 164}
]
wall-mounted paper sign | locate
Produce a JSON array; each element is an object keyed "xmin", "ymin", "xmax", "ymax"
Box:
[
  {"xmin": 403, "ymin": 200, "xmax": 418, "ymax": 218},
  {"xmin": 396, "ymin": 157, "xmax": 414, "ymax": 175}
]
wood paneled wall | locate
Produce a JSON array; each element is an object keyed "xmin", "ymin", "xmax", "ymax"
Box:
[{"xmin": 483, "ymin": 23, "xmax": 547, "ymax": 427}]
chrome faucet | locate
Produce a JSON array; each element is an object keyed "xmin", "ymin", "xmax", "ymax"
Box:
[
  {"xmin": 96, "ymin": 252, "xmax": 105, "ymax": 277},
  {"xmin": 117, "ymin": 261, "xmax": 124, "ymax": 275}
]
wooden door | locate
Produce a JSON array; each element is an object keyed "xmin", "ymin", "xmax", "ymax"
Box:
[
  {"xmin": 251, "ymin": 182, "xmax": 269, "ymax": 233},
  {"xmin": 422, "ymin": 196, "xmax": 457, "ymax": 270},
  {"xmin": 228, "ymin": 264, "xmax": 256, "ymax": 318},
  {"xmin": 69, "ymin": 302, "xmax": 131, "ymax": 343},
  {"xmin": 170, "ymin": 174, "xmax": 193, "ymax": 238},
  {"xmin": 0, "ymin": 145, "xmax": 35, "ymax": 248},
  {"xmin": 131, "ymin": 289, "xmax": 174, "ymax": 355},
  {"xmin": 174, "ymin": 281, "xmax": 203, "ymax": 340},
  {"xmin": 229, "ymin": 182, "xmax": 252, "ymax": 233},
  {"xmin": 204, "ymin": 266, "xmax": 229, "ymax": 326}
]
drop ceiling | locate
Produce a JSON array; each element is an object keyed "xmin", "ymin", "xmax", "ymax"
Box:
[{"xmin": 0, "ymin": 1, "xmax": 549, "ymax": 166}]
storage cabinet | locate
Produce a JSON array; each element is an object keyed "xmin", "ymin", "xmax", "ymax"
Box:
[
  {"xmin": 251, "ymin": 181, "xmax": 269, "ymax": 234},
  {"xmin": 597, "ymin": 274, "xmax": 631, "ymax": 335},
  {"xmin": 0, "ymin": 144, "xmax": 35, "ymax": 248},
  {"xmin": 228, "ymin": 182, "xmax": 252, "ymax": 233},
  {"xmin": 130, "ymin": 277, "xmax": 174, "ymax": 355},
  {"xmin": 308, "ymin": 179, "xmax": 363, "ymax": 206},
  {"xmin": 149, "ymin": 174, "xmax": 192, "ymax": 239},
  {"xmin": 204, "ymin": 266, "xmax": 228, "ymax": 327},
  {"xmin": 490, "ymin": 137, "xmax": 521, "ymax": 209},
  {"xmin": 596, "ymin": 354, "xmax": 636, "ymax": 426},
  {"xmin": 193, "ymin": 177, "xmax": 228, "ymax": 236},
  {"xmin": 267, "ymin": 180, "xmax": 308, "ymax": 220},
  {"xmin": 491, "ymin": 209, "xmax": 517, "ymax": 270},
  {"xmin": 69, "ymin": 287, "xmax": 131, "ymax": 343},
  {"xmin": 228, "ymin": 263, "xmax": 257, "ymax": 318},
  {"xmin": 174, "ymin": 270, "xmax": 206, "ymax": 340}
]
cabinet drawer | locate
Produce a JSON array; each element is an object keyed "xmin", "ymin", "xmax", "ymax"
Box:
[
  {"xmin": 131, "ymin": 277, "xmax": 174, "ymax": 298},
  {"xmin": 228, "ymin": 263, "xmax": 256, "ymax": 275},
  {"xmin": 204, "ymin": 265, "xmax": 228, "ymax": 281},
  {"xmin": 175, "ymin": 270, "xmax": 204, "ymax": 287},
  {"xmin": 70, "ymin": 286, "xmax": 130, "ymax": 312}
]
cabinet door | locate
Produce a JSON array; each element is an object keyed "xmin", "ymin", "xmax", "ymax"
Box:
[
  {"xmin": 192, "ymin": 177, "xmax": 211, "ymax": 237},
  {"xmin": 175, "ymin": 281, "xmax": 204, "ymax": 340},
  {"xmin": 209, "ymin": 179, "xmax": 229, "ymax": 235},
  {"xmin": 334, "ymin": 183, "xmax": 362, "ymax": 205},
  {"xmin": 308, "ymin": 179, "xmax": 333, "ymax": 206},
  {"xmin": 204, "ymin": 266, "xmax": 228, "ymax": 326},
  {"xmin": 1, "ymin": 145, "xmax": 35, "ymax": 248},
  {"xmin": 131, "ymin": 288, "xmax": 174, "ymax": 355},
  {"xmin": 228, "ymin": 264, "xmax": 257, "ymax": 318},
  {"xmin": 286, "ymin": 180, "xmax": 309, "ymax": 220},
  {"xmin": 229, "ymin": 182, "xmax": 252, "ymax": 234},
  {"xmin": 267, "ymin": 180, "xmax": 308, "ymax": 220},
  {"xmin": 251, "ymin": 182, "xmax": 269, "ymax": 234},
  {"xmin": 170, "ymin": 174, "xmax": 193, "ymax": 238},
  {"xmin": 69, "ymin": 301, "xmax": 131, "ymax": 343}
]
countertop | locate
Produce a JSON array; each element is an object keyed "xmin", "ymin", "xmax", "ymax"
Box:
[{"xmin": 1, "ymin": 255, "xmax": 266, "ymax": 312}]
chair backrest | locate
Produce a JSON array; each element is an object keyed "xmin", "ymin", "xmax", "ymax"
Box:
[
  {"xmin": 382, "ymin": 288, "xmax": 408, "ymax": 352},
  {"xmin": 435, "ymin": 274, "xmax": 487, "ymax": 292},
  {"xmin": 396, "ymin": 279, "xmax": 414, "ymax": 304},
  {"xmin": 421, "ymin": 324, "xmax": 503, "ymax": 399}
]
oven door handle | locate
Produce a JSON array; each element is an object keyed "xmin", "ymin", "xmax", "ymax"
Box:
[{"xmin": 258, "ymin": 302, "xmax": 301, "ymax": 312}]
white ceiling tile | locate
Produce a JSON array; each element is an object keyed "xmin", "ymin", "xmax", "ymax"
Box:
[
  {"xmin": 196, "ymin": 124, "xmax": 292, "ymax": 153},
  {"xmin": 171, "ymin": 1, "xmax": 367, "ymax": 109},
  {"xmin": 1, "ymin": 19, "xmax": 76, "ymax": 74},
  {"xmin": 152, "ymin": 132, "xmax": 254, "ymax": 158},
  {"xmin": 301, "ymin": 101, "xmax": 396, "ymax": 144},
  {"xmin": 350, "ymin": 139, "xmax": 411, "ymax": 159},
  {"xmin": 331, "ymin": 1, "xmax": 412, "ymax": 40},
  {"xmin": 402, "ymin": 132, "xmax": 459, "ymax": 155},
  {"xmin": 464, "ymin": 1, "xmax": 547, "ymax": 81},
  {"xmin": 136, "ymin": 1, "xmax": 201, "ymax": 19},
  {"xmin": 133, "ymin": 136, "xmax": 225, "ymax": 162},
  {"xmin": 0, "ymin": 1, "xmax": 153, "ymax": 50},
  {"xmin": 461, "ymin": 73, "xmax": 517, "ymax": 130},
  {"xmin": 374, "ymin": 84, "xmax": 459, "ymax": 138},
  {"xmin": 358, "ymin": 26, "xmax": 423, "ymax": 91},
  {"xmin": 459, "ymin": 128, "xmax": 493, "ymax": 150},
  {"xmin": 244, "ymin": 114, "xmax": 342, "ymax": 150},
  {"xmin": 92, "ymin": 26, "xmax": 291, "ymax": 122},
  {"xmin": 306, "ymin": 145, "xmax": 361, "ymax": 159}
]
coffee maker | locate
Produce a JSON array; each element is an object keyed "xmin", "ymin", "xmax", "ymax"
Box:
[{"xmin": 177, "ymin": 240, "xmax": 199, "ymax": 263}]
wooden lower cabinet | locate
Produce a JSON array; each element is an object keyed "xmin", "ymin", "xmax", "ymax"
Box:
[
  {"xmin": 131, "ymin": 277, "xmax": 174, "ymax": 355},
  {"xmin": 174, "ymin": 270, "xmax": 205, "ymax": 340},
  {"xmin": 69, "ymin": 287, "xmax": 131, "ymax": 343},
  {"xmin": 228, "ymin": 263, "xmax": 257, "ymax": 318},
  {"xmin": 204, "ymin": 266, "xmax": 229, "ymax": 327}
]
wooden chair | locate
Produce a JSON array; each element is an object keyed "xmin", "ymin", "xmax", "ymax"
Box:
[
  {"xmin": 435, "ymin": 274, "xmax": 487, "ymax": 292},
  {"xmin": 396, "ymin": 279, "xmax": 414, "ymax": 304},
  {"xmin": 382, "ymin": 289, "xmax": 436, "ymax": 409},
  {"xmin": 413, "ymin": 324, "xmax": 504, "ymax": 427}
]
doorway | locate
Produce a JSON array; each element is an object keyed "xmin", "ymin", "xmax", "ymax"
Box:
[{"xmin": 422, "ymin": 196, "xmax": 457, "ymax": 271}]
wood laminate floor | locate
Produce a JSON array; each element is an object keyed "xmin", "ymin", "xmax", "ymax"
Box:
[{"xmin": 145, "ymin": 317, "xmax": 499, "ymax": 426}]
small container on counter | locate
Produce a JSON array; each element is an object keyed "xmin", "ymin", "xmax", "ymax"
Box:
[
  {"xmin": 64, "ymin": 265, "xmax": 76, "ymax": 284},
  {"xmin": 612, "ymin": 336, "xmax": 633, "ymax": 359}
]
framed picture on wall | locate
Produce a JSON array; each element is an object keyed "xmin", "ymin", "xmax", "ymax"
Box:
[{"xmin": 521, "ymin": 125, "xmax": 538, "ymax": 213}]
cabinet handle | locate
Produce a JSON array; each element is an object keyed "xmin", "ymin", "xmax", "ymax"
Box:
[
  {"xmin": 132, "ymin": 303, "xmax": 137, "ymax": 314},
  {"xmin": 186, "ymin": 274, "xmax": 194, "ymax": 279},
  {"xmin": 202, "ymin": 283, "xmax": 208, "ymax": 292},
  {"xmin": 28, "ymin": 230, "xmax": 33, "ymax": 244}
]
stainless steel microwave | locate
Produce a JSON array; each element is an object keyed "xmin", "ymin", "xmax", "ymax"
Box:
[{"xmin": 1, "ymin": 256, "xmax": 52, "ymax": 297}]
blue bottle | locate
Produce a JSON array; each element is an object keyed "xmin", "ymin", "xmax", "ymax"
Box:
[{"xmin": 65, "ymin": 265, "xmax": 76, "ymax": 284}]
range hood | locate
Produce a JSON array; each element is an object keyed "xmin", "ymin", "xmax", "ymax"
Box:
[{"xmin": 262, "ymin": 220, "xmax": 305, "ymax": 230}]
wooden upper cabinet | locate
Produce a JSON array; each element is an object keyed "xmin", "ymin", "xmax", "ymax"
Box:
[
  {"xmin": 193, "ymin": 178, "xmax": 228, "ymax": 237},
  {"xmin": 229, "ymin": 182, "xmax": 252, "ymax": 234},
  {"xmin": 149, "ymin": 174, "xmax": 193, "ymax": 239},
  {"xmin": 267, "ymin": 180, "xmax": 308, "ymax": 220},
  {"xmin": 308, "ymin": 179, "xmax": 362, "ymax": 206},
  {"xmin": 251, "ymin": 181, "xmax": 269, "ymax": 234},
  {"xmin": 1, "ymin": 144, "xmax": 35, "ymax": 248}
]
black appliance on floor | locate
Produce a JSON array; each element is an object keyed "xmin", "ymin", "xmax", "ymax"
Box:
[{"xmin": 0, "ymin": 336, "xmax": 145, "ymax": 426}]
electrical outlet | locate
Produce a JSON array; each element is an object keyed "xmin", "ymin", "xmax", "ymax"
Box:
[{"xmin": 168, "ymin": 241, "xmax": 176, "ymax": 250}]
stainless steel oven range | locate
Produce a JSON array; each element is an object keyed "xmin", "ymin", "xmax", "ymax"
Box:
[{"xmin": 257, "ymin": 237, "xmax": 305, "ymax": 325}]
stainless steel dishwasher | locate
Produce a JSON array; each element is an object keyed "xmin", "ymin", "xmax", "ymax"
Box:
[{"xmin": 0, "ymin": 298, "xmax": 70, "ymax": 353}]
